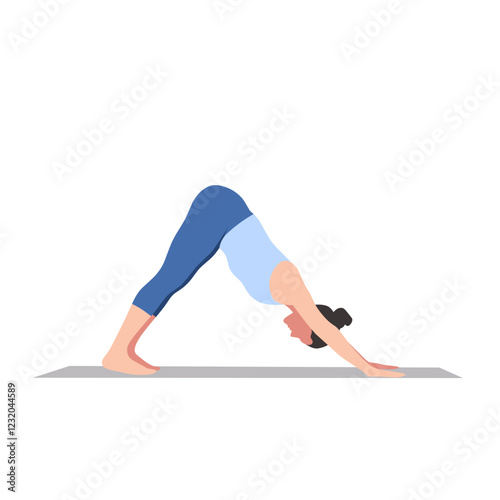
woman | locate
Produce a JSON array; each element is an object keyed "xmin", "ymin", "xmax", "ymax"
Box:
[{"xmin": 103, "ymin": 186, "xmax": 404, "ymax": 377}]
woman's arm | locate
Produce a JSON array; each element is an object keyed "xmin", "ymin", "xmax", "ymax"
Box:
[
  {"xmin": 270, "ymin": 261, "xmax": 404, "ymax": 378},
  {"xmin": 294, "ymin": 298, "xmax": 403, "ymax": 377}
]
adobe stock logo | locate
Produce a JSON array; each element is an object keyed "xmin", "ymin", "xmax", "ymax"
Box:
[
  {"xmin": 7, "ymin": 0, "xmax": 73, "ymax": 54},
  {"xmin": 351, "ymin": 277, "xmax": 466, "ymax": 395},
  {"xmin": 177, "ymin": 106, "xmax": 296, "ymax": 220},
  {"xmin": 223, "ymin": 235, "xmax": 340, "ymax": 353},
  {"xmin": 406, "ymin": 405, "xmax": 500, "ymax": 500},
  {"xmin": 60, "ymin": 396, "xmax": 179, "ymax": 500},
  {"xmin": 224, "ymin": 439, "xmax": 306, "ymax": 500},
  {"xmin": 51, "ymin": 65, "xmax": 169, "ymax": 183},
  {"xmin": 17, "ymin": 268, "xmax": 134, "ymax": 384},
  {"xmin": 213, "ymin": 0, "xmax": 246, "ymax": 21},
  {"xmin": 339, "ymin": 0, "xmax": 417, "ymax": 64},
  {"xmin": 384, "ymin": 74, "xmax": 499, "ymax": 191}
]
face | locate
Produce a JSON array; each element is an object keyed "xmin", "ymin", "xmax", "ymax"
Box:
[{"xmin": 283, "ymin": 311, "xmax": 312, "ymax": 345}]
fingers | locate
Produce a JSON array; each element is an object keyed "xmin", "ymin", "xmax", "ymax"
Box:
[
  {"xmin": 384, "ymin": 371, "xmax": 405, "ymax": 377},
  {"xmin": 376, "ymin": 370, "xmax": 405, "ymax": 378},
  {"xmin": 365, "ymin": 368, "xmax": 405, "ymax": 377},
  {"xmin": 372, "ymin": 363, "xmax": 399, "ymax": 370}
]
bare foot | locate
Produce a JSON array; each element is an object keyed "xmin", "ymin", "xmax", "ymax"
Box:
[
  {"xmin": 128, "ymin": 350, "xmax": 160, "ymax": 371},
  {"xmin": 102, "ymin": 350, "xmax": 158, "ymax": 375}
]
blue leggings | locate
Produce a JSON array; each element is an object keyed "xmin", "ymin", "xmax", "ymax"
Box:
[{"xmin": 132, "ymin": 186, "xmax": 252, "ymax": 316}]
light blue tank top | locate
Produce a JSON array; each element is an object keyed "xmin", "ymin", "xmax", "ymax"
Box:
[{"xmin": 220, "ymin": 215, "xmax": 288, "ymax": 305}]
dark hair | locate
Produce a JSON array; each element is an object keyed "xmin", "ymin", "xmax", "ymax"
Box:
[{"xmin": 308, "ymin": 305, "xmax": 353, "ymax": 349}]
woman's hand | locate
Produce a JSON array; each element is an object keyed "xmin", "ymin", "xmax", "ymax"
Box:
[
  {"xmin": 363, "ymin": 366, "xmax": 405, "ymax": 378},
  {"xmin": 369, "ymin": 362, "xmax": 399, "ymax": 370}
]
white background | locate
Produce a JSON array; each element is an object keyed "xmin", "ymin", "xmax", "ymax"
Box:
[{"xmin": 1, "ymin": 0, "xmax": 500, "ymax": 499}]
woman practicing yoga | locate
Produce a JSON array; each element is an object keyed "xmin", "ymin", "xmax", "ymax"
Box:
[{"xmin": 103, "ymin": 186, "xmax": 404, "ymax": 377}]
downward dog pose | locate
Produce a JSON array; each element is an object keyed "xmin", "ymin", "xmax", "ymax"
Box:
[{"xmin": 103, "ymin": 186, "xmax": 404, "ymax": 377}]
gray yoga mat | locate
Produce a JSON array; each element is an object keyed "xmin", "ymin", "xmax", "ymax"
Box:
[{"xmin": 37, "ymin": 366, "xmax": 460, "ymax": 379}]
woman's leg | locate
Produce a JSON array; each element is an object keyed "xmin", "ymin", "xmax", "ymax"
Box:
[{"xmin": 103, "ymin": 186, "xmax": 252, "ymax": 374}]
